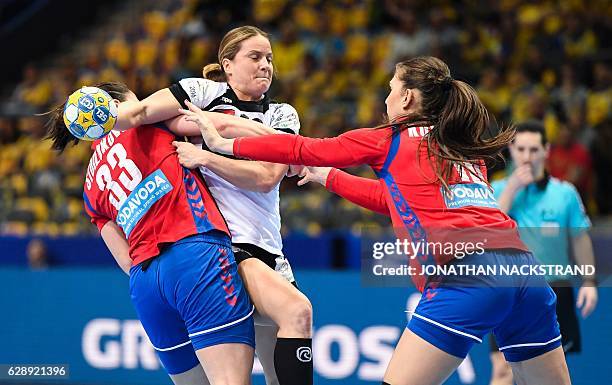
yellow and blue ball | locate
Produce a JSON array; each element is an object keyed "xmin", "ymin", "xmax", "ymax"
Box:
[{"xmin": 63, "ymin": 86, "xmax": 118, "ymax": 141}]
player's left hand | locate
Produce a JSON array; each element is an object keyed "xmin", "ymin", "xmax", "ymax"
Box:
[
  {"xmin": 297, "ymin": 167, "xmax": 332, "ymax": 186},
  {"xmin": 576, "ymin": 284, "xmax": 598, "ymax": 318},
  {"xmin": 287, "ymin": 164, "xmax": 305, "ymax": 177},
  {"xmin": 173, "ymin": 141, "xmax": 207, "ymax": 169}
]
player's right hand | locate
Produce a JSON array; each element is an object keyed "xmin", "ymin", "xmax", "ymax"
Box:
[
  {"xmin": 577, "ymin": 284, "xmax": 598, "ymax": 318},
  {"xmin": 173, "ymin": 141, "xmax": 206, "ymax": 169}
]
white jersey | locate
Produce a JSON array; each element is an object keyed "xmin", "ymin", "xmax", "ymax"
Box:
[{"xmin": 171, "ymin": 78, "xmax": 300, "ymax": 256}]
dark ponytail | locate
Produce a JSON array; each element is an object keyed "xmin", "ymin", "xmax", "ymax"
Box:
[
  {"xmin": 391, "ymin": 57, "xmax": 514, "ymax": 191},
  {"xmin": 44, "ymin": 81, "xmax": 131, "ymax": 152}
]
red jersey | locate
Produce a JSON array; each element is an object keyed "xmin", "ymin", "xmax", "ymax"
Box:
[
  {"xmin": 83, "ymin": 125, "xmax": 229, "ymax": 265},
  {"xmin": 234, "ymin": 125, "xmax": 528, "ymax": 290}
]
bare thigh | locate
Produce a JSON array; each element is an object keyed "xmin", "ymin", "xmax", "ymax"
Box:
[
  {"xmin": 384, "ymin": 328, "xmax": 463, "ymax": 385},
  {"xmin": 489, "ymin": 351, "xmax": 514, "ymax": 385},
  {"xmin": 509, "ymin": 346, "xmax": 571, "ymax": 385},
  {"xmin": 196, "ymin": 343, "xmax": 254, "ymax": 385},
  {"xmin": 194, "ymin": 327, "xmax": 277, "ymax": 385},
  {"xmin": 238, "ymin": 258, "xmax": 311, "ymax": 337}
]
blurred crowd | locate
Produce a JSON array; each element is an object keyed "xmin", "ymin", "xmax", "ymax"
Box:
[{"xmin": 1, "ymin": 0, "xmax": 611, "ymax": 236}]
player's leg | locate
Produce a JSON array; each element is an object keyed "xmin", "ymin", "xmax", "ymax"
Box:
[
  {"xmin": 254, "ymin": 322, "xmax": 280, "ymax": 385},
  {"xmin": 197, "ymin": 319, "xmax": 280, "ymax": 385},
  {"xmin": 496, "ymin": 289, "xmax": 570, "ymax": 385},
  {"xmin": 129, "ymin": 260, "xmax": 204, "ymax": 381},
  {"xmin": 170, "ymin": 364, "xmax": 208, "ymax": 385},
  {"xmin": 196, "ymin": 343, "xmax": 254, "ymax": 385},
  {"xmin": 193, "ymin": 324, "xmax": 271, "ymax": 385},
  {"xmin": 488, "ymin": 335, "xmax": 514, "ymax": 385},
  {"xmin": 236, "ymin": 248, "xmax": 313, "ymax": 385},
  {"xmin": 489, "ymin": 351, "xmax": 513, "ymax": 385},
  {"xmin": 235, "ymin": 249, "xmax": 312, "ymax": 338},
  {"xmin": 386, "ymin": 287, "xmax": 501, "ymax": 385},
  {"xmin": 161, "ymin": 235, "xmax": 256, "ymax": 384},
  {"xmin": 495, "ymin": 252, "xmax": 570, "ymax": 385},
  {"xmin": 383, "ymin": 328, "xmax": 463, "ymax": 385},
  {"xmin": 509, "ymin": 346, "xmax": 571, "ymax": 385},
  {"xmin": 386, "ymin": 251, "xmax": 518, "ymax": 385}
]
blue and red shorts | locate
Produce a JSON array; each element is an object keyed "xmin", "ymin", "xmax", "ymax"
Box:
[
  {"xmin": 408, "ymin": 250, "xmax": 561, "ymax": 362},
  {"xmin": 129, "ymin": 231, "xmax": 254, "ymax": 374}
]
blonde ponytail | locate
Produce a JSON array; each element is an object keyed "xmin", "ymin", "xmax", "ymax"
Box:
[{"xmin": 202, "ymin": 63, "xmax": 226, "ymax": 82}]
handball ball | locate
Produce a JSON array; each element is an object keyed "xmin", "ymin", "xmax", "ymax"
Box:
[{"xmin": 63, "ymin": 86, "xmax": 118, "ymax": 141}]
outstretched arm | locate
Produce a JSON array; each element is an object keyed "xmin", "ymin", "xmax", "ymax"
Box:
[
  {"xmin": 166, "ymin": 112, "xmax": 278, "ymax": 138},
  {"xmin": 233, "ymin": 132, "xmax": 388, "ymax": 169},
  {"xmin": 115, "ymin": 78, "xmax": 225, "ymax": 131},
  {"xmin": 115, "ymin": 77, "xmax": 278, "ymax": 137},
  {"xmin": 179, "ymin": 101, "xmax": 390, "ymax": 170},
  {"xmin": 173, "ymin": 141, "xmax": 288, "ymax": 193},
  {"xmin": 298, "ymin": 167, "xmax": 389, "ymax": 216},
  {"xmin": 326, "ymin": 169, "xmax": 390, "ymax": 216},
  {"xmin": 115, "ymin": 89, "xmax": 181, "ymax": 131},
  {"xmin": 171, "ymin": 105, "xmax": 290, "ymax": 193},
  {"xmin": 212, "ymin": 112, "xmax": 278, "ymax": 137}
]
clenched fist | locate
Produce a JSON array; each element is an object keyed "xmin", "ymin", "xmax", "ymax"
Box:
[{"xmin": 173, "ymin": 141, "xmax": 207, "ymax": 169}]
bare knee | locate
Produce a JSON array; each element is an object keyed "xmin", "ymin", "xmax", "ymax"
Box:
[
  {"xmin": 290, "ymin": 296, "xmax": 312, "ymax": 336},
  {"xmin": 278, "ymin": 295, "xmax": 312, "ymax": 337}
]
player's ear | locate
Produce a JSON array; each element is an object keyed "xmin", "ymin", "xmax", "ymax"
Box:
[
  {"xmin": 112, "ymin": 99, "xmax": 121, "ymax": 108},
  {"xmin": 222, "ymin": 58, "xmax": 232, "ymax": 76},
  {"xmin": 403, "ymin": 88, "xmax": 422, "ymax": 113},
  {"xmin": 401, "ymin": 88, "xmax": 412, "ymax": 111}
]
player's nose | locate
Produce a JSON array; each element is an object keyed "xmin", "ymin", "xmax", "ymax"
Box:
[{"xmin": 259, "ymin": 58, "xmax": 271, "ymax": 72}]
